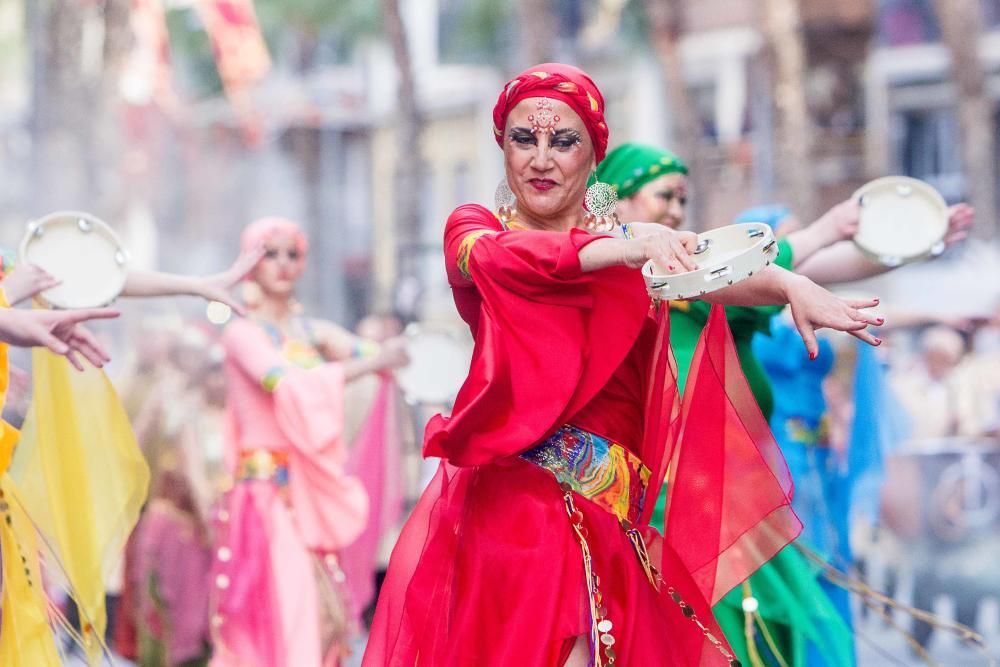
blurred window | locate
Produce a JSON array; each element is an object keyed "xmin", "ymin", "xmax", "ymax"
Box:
[
  {"xmin": 983, "ymin": 0, "xmax": 1000, "ymax": 27},
  {"xmin": 690, "ymin": 81, "xmax": 719, "ymax": 142},
  {"xmin": 877, "ymin": 0, "xmax": 940, "ymax": 46},
  {"xmin": 891, "ymin": 107, "xmax": 964, "ymax": 200}
]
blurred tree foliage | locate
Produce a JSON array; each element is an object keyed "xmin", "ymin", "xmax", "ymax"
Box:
[
  {"xmin": 439, "ymin": 0, "xmax": 515, "ymax": 65},
  {"xmin": 254, "ymin": 0, "xmax": 380, "ymax": 34},
  {"xmin": 164, "ymin": 6, "xmax": 223, "ymax": 99},
  {"xmin": 162, "ymin": 0, "xmax": 381, "ymax": 97},
  {"xmin": 254, "ymin": 0, "xmax": 381, "ymax": 66}
]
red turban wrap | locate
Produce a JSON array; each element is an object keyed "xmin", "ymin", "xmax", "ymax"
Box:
[{"xmin": 492, "ymin": 63, "xmax": 609, "ymax": 163}]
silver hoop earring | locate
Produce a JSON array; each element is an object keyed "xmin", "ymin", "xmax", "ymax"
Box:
[{"xmin": 584, "ymin": 179, "xmax": 619, "ymax": 233}]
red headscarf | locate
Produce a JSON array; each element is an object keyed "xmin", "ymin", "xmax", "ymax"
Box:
[{"xmin": 492, "ymin": 63, "xmax": 609, "ymax": 163}]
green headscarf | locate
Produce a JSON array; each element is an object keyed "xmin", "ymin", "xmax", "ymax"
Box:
[{"xmin": 596, "ymin": 142, "xmax": 688, "ymax": 199}]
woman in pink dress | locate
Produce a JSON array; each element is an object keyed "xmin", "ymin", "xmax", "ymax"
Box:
[{"xmin": 210, "ymin": 217, "xmax": 407, "ymax": 667}]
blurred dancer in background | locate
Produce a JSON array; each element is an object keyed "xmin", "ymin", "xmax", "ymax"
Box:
[{"xmin": 211, "ymin": 217, "xmax": 406, "ymax": 667}]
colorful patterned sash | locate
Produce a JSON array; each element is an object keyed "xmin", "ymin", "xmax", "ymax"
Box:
[
  {"xmin": 782, "ymin": 416, "xmax": 831, "ymax": 448},
  {"xmin": 521, "ymin": 425, "xmax": 650, "ymax": 525},
  {"xmin": 237, "ymin": 449, "xmax": 290, "ymax": 486}
]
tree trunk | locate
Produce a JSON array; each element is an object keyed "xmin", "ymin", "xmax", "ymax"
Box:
[
  {"xmin": 381, "ymin": 0, "xmax": 424, "ymax": 316},
  {"xmin": 31, "ymin": 0, "xmax": 87, "ymax": 207},
  {"xmin": 30, "ymin": 0, "xmax": 132, "ymax": 213},
  {"xmin": 932, "ymin": 0, "xmax": 996, "ymax": 239},
  {"xmin": 642, "ymin": 0, "xmax": 706, "ymax": 229},
  {"xmin": 762, "ymin": 0, "xmax": 817, "ymax": 220}
]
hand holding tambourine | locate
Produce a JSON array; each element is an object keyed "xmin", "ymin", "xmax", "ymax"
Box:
[{"xmin": 642, "ymin": 223, "xmax": 779, "ymax": 300}]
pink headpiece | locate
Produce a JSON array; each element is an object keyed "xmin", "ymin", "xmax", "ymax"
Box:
[{"xmin": 240, "ymin": 217, "xmax": 309, "ymax": 255}]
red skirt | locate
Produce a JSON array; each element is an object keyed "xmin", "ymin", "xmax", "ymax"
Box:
[{"xmin": 363, "ymin": 454, "xmax": 734, "ymax": 666}]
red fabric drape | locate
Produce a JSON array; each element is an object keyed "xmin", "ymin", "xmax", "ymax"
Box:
[
  {"xmin": 667, "ymin": 305, "xmax": 802, "ymax": 604},
  {"xmin": 340, "ymin": 377, "xmax": 405, "ymax": 622}
]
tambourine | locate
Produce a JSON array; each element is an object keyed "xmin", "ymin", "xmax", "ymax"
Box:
[
  {"xmin": 853, "ymin": 176, "xmax": 949, "ymax": 267},
  {"xmin": 19, "ymin": 211, "xmax": 129, "ymax": 309},
  {"xmin": 642, "ymin": 222, "xmax": 779, "ymax": 300},
  {"xmin": 395, "ymin": 323, "xmax": 473, "ymax": 406}
]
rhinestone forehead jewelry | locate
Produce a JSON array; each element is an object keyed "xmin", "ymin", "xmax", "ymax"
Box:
[{"xmin": 528, "ymin": 98, "xmax": 561, "ymax": 135}]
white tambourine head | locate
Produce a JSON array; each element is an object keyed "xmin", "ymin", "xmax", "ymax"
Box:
[
  {"xmin": 852, "ymin": 176, "xmax": 948, "ymax": 266},
  {"xmin": 395, "ymin": 325, "xmax": 473, "ymax": 406},
  {"xmin": 19, "ymin": 211, "xmax": 129, "ymax": 309},
  {"xmin": 642, "ymin": 223, "xmax": 778, "ymax": 301}
]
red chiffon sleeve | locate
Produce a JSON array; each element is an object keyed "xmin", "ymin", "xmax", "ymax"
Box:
[
  {"xmin": 425, "ymin": 204, "xmax": 650, "ymax": 466},
  {"xmin": 666, "ymin": 305, "xmax": 801, "ymax": 604}
]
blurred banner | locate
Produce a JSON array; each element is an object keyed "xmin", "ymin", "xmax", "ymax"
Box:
[
  {"xmin": 194, "ymin": 0, "xmax": 271, "ymax": 96},
  {"xmin": 121, "ymin": 0, "xmax": 173, "ymax": 107}
]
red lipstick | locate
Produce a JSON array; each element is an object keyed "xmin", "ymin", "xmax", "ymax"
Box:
[{"xmin": 528, "ymin": 178, "xmax": 557, "ymax": 191}]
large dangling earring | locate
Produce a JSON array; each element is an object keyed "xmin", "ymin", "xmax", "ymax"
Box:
[
  {"xmin": 495, "ymin": 179, "xmax": 517, "ymax": 226},
  {"xmin": 584, "ymin": 177, "xmax": 619, "ymax": 233}
]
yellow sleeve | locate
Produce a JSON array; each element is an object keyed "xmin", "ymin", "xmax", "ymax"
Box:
[{"xmin": 0, "ymin": 292, "xmax": 19, "ymax": 472}]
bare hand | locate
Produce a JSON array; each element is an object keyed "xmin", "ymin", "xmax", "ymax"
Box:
[
  {"xmin": 0, "ymin": 308, "xmax": 119, "ymax": 370},
  {"xmin": 625, "ymin": 228, "xmax": 699, "ymax": 272},
  {"xmin": 2, "ymin": 264, "xmax": 61, "ymax": 305},
  {"xmin": 194, "ymin": 246, "xmax": 265, "ymax": 316},
  {"xmin": 944, "ymin": 203, "xmax": 974, "ymax": 248},
  {"xmin": 785, "ymin": 275, "xmax": 883, "ymax": 357},
  {"xmin": 379, "ymin": 336, "xmax": 410, "ymax": 371},
  {"xmin": 813, "ymin": 200, "xmax": 860, "ymax": 244}
]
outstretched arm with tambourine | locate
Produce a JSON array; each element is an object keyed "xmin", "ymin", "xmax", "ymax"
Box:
[
  {"xmin": 16, "ymin": 211, "xmax": 269, "ymax": 314},
  {"xmin": 2, "ymin": 249, "xmax": 264, "ymax": 314},
  {"xmin": 579, "ymin": 226, "xmax": 883, "ymax": 357},
  {"xmin": 786, "ymin": 177, "xmax": 973, "ymax": 285},
  {"xmin": 793, "ymin": 203, "xmax": 973, "ymax": 285}
]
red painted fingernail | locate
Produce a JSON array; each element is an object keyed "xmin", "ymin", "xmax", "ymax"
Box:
[
  {"xmin": 809, "ymin": 351, "xmax": 817, "ymax": 361},
  {"xmin": 875, "ymin": 338, "xmax": 882, "ymax": 345},
  {"xmin": 876, "ymin": 317, "xmax": 885, "ymax": 325},
  {"xmin": 873, "ymin": 297, "xmax": 880, "ymax": 304},
  {"xmin": 667, "ymin": 265, "xmax": 675, "ymax": 271}
]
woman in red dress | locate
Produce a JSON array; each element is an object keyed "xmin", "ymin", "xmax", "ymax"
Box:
[{"xmin": 363, "ymin": 63, "xmax": 882, "ymax": 667}]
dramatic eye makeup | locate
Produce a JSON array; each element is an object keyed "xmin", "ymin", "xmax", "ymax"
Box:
[
  {"xmin": 656, "ymin": 189, "xmax": 688, "ymax": 207},
  {"xmin": 508, "ymin": 127, "xmax": 582, "ymax": 150},
  {"xmin": 509, "ymin": 127, "xmax": 537, "ymax": 145},
  {"xmin": 550, "ymin": 128, "xmax": 582, "ymax": 149}
]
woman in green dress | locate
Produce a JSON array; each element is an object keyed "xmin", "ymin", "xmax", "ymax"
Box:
[
  {"xmin": 598, "ymin": 142, "xmax": 974, "ymax": 666},
  {"xmin": 597, "ymin": 143, "xmax": 861, "ymax": 667}
]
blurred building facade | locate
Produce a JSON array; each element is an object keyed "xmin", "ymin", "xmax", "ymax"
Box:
[{"xmin": 1, "ymin": 0, "xmax": 999, "ymax": 327}]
